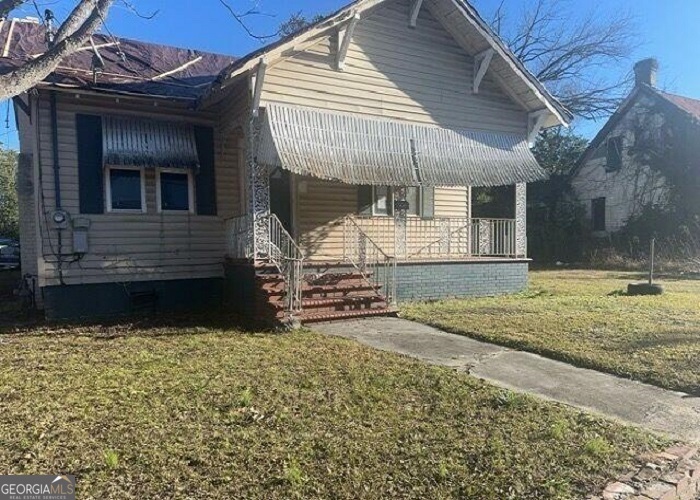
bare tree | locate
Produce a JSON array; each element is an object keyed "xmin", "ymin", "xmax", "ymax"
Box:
[
  {"xmin": 490, "ymin": 0, "xmax": 638, "ymax": 120},
  {"xmin": 0, "ymin": 0, "xmax": 117, "ymax": 100}
]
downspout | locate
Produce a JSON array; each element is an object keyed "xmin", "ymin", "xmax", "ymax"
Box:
[{"xmin": 50, "ymin": 91, "xmax": 64, "ymax": 284}]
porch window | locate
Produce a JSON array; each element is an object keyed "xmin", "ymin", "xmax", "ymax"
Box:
[
  {"xmin": 406, "ymin": 187, "xmax": 422, "ymax": 217},
  {"xmin": 592, "ymin": 197, "xmax": 606, "ymax": 231},
  {"xmin": 106, "ymin": 167, "xmax": 146, "ymax": 213},
  {"xmin": 372, "ymin": 186, "xmax": 392, "ymax": 216},
  {"xmin": 371, "ymin": 186, "xmax": 426, "ymax": 217},
  {"xmin": 157, "ymin": 169, "xmax": 194, "ymax": 213}
]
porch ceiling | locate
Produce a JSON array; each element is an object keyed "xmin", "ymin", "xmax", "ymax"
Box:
[{"xmin": 257, "ymin": 104, "xmax": 547, "ymax": 187}]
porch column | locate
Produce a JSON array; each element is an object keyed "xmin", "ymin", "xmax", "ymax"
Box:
[
  {"xmin": 394, "ymin": 186, "xmax": 408, "ymax": 259},
  {"xmin": 467, "ymin": 186, "xmax": 473, "ymax": 256},
  {"xmin": 515, "ymin": 183, "xmax": 527, "ymax": 258},
  {"xmin": 246, "ymin": 115, "xmax": 270, "ymax": 259}
]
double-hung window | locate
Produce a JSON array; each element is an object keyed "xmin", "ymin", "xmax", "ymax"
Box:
[
  {"xmin": 106, "ymin": 166, "xmax": 146, "ymax": 213},
  {"xmin": 157, "ymin": 168, "xmax": 194, "ymax": 213}
]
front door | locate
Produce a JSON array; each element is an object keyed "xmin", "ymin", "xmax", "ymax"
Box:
[{"xmin": 269, "ymin": 167, "xmax": 293, "ymax": 235}]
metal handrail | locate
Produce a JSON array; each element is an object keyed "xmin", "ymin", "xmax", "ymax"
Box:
[
  {"xmin": 343, "ymin": 216, "xmax": 397, "ymax": 305},
  {"xmin": 265, "ymin": 214, "xmax": 305, "ymax": 313}
]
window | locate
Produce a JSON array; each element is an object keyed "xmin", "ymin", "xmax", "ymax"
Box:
[
  {"xmin": 106, "ymin": 167, "xmax": 145, "ymax": 212},
  {"xmin": 405, "ymin": 187, "xmax": 422, "ymax": 217},
  {"xmin": 592, "ymin": 197, "xmax": 606, "ymax": 232},
  {"xmin": 372, "ymin": 186, "xmax": 424, "ymax": 217},
  {"xmin": 372, "ymin": 186, "xmax": 392, "ymax": 216},
  {"xmin": 157, "ymin": 169, "xmax": 194, "ymax": 213},
  {"xmin": 606, "ymin": 136, "xmax": 623, "ymax": 172}
]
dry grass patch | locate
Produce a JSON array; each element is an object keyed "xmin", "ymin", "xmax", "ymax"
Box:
[
  {"xmin": 0, "ymin": 324, "xmax": 669, "ymax": 499},
  {"xmin": 403, "ymin": 270, "xmax": 700, "ymax": 395}
]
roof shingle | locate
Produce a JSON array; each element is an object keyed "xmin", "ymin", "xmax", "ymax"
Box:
[{"xmin": 0, "ymin": 19, "xmax": 235, "ymax": 100}]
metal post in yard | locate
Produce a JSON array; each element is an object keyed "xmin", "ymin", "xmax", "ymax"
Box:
[{"xmin": 649, "ymin": 238, "xmax": 656, "ymax": 285}]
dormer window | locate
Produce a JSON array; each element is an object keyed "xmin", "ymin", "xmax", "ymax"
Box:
[{"xmin": 606, "ymin": 136, "xmax": 623, "ymax": 172}]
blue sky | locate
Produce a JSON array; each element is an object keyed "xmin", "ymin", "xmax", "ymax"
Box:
[{"xmin": 2, "ymin": 0, "xmax": 700, "ymax": 149}]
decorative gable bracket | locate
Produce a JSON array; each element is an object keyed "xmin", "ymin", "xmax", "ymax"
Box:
[
  {"xmin": 251, "ymin": 58, "xmax": 268, "ymax": 118},
  {"xmin": 409, "ymin": 0, "xmax": 424, "ymax": 28},
  {"xmin": 336, "ymin": 12, "xmax": 361, "ymax": 71},
  {"xmin": 473, "ymin": 48, "xmax": 494, "ymax": 94},
  {"xmin": 528, "ymin": 109, "xmax": 548, "ymax": 146}
]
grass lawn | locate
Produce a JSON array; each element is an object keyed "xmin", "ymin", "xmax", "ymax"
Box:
[
  {"xmin": 0, "ymin": 324, "xmax": 667, "ymax": 499},
  {"xmin": 403, "ymin": 269, "xmax": 700, "ymax": 396}
]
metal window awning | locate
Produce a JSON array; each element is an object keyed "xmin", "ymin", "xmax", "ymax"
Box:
[
  {"xmin": 103, "ymin": 115, "xmax": 200, "ymax": 169},
  {"xmin": 257, "ymin": 104, "xmax": 548, "ymax": 187}
]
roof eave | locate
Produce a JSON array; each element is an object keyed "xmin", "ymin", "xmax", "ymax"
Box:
[{"xmin": 203, "ymin": 0, "xmax": 573, "ymax": 124}]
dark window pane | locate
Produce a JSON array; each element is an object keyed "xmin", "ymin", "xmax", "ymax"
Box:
[
  {"xmin": 606, "ymin": 137, "xmax": 622, "ymax": 172},
  {"xmin": 110, "ymin": 169, "xmax": 142, "ymax": 210},
  {"xmin": 160, "ymin": 172, "xmax": 190, "ymax": 211},
  {"xmin": 592, "ymin": 197, "xmax": 606, "ymax": 231}
]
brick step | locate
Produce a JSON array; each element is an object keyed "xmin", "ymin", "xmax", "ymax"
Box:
[
  {"xmin": 301, "ymin": 281, "xmax": 382, "ymax": 299},
  {"xmin": 303, "ymin": 271, "xmax": 372, "ymax": 283},
  {"xmin": 268, "ymin": 295, "xmax": 387, "ymax": 311},
  {"xmin": 299, "ymin": 307, "xmax": 398, "ymax": 324}
]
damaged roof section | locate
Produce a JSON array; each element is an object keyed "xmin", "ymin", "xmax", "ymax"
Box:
[{"xmin": 0, "ymin": 18, "xmax": 235, "ymax": 101}]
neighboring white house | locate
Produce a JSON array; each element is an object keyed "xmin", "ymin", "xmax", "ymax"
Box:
[{"xmin": 572, "ymin": 59, "xmax": 700, "ymax": 234}]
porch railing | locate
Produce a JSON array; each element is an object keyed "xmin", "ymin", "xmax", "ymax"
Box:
[
  {"xmin": 350, "ymin": 216, "xmax": 518, "ymax": 259},
  {"xmin": 266, "ymin": 214, "xmax": 305, "ymax": 313},
  {"xmin": 225, "ymin": 214, "xmax": 253, "ymax": 259},
  {"xmin": 343, "ymin": 216, "xmax": 397, "ymax": 305},
  {"xmin": 225, "ymin": 213, "xmax": 304, "ymax": 314}
]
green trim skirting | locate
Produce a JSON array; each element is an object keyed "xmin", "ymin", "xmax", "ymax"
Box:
[{"xmin": 42, "ymin": 278, "xmax": 224, "ymax": 321}]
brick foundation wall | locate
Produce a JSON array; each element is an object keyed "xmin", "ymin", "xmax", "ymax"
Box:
[
  {"xmin": 305, "ymin": 260, "xmax": 530, "ymax": 303},
  {"xmin": 395, "ymin": 260, "xmax": 529, "ymax": 302}
]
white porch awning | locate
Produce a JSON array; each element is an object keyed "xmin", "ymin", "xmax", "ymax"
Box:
[
  {"xmin": 257, "ymin": 104, "xmax": 547, "ymax": 187},
  {"xmin": 103, "ymin": 115, "xmax": 200, "ymax": 169}
]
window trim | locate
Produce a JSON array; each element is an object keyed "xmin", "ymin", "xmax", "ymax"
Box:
[
  {"xmin": 156, "ymin": 167, "xmax": 195, "ymax": 214},
  {"xmin": 105, "ymin": 165, "xmax": 147, "ymax": 214}
]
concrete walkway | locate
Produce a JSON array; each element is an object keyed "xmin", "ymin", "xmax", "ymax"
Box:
[{"xmin": 311, "ymin": 317, "xmax": 700, "ymax": 442}]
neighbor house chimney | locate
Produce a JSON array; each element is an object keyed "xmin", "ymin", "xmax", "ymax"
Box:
[{"xmin": 634, "ymin": 58, "xmax": 658, "ymax": 88}]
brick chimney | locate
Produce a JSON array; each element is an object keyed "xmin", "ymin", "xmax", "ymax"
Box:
[{"xmin": 634, "ymin": 58, "xmax": 658, "ymax": 88}]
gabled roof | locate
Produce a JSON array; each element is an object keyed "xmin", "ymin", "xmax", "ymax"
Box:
[
  {"xmin": 1, "ymin": 0, "xmax": 571, "ymax": 126},
  {"xmin": 659, "ymin": 91, "xmax": 700, "ymax": 122},
  {"xmin": 207, "ymin": 0, "xmax": 572, "ymax": 127},
  {"xmin": 574, "ymin": 85, "xmax": 700, "ymax": 173},
  {"xmin": 0, "ymin": 19, "xmax": 234, "ymax": 101}
]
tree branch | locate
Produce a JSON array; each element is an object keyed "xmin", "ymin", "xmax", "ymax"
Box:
[
  {"xmin": 0, "ymin": 0, "xmax": 114, "ymax": 100},
  {"xmin": 0, "ymin": 0, "xmax": 25, "ymax": 19}
]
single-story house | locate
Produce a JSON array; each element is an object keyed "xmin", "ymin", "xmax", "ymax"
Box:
[
  {"xmin": 2, "ymin": 0, "xmax": 571, "ymax": 324},
  {"xmin": 572, "ymin": 59, "xmax": 700, "ymax": 234}
]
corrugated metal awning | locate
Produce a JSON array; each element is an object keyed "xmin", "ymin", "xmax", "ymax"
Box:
[
  {"xmin": 103, "ymin": 116, "xmax": 200, "ymax": 169},
  {"xmin": 258, "ymin": 104, "xmax": 547, "ymax": 187}
]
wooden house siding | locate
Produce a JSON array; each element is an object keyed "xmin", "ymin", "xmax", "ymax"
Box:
[
  {"xmin": 15, "ymin": 95, "xmax": 39, "ymax": 283},
  {"xmin": 295, "ymin": 177, "xmax": 468, "ymax": 259},
  {"xmin": 259, "ymin": 0, "xmax": 528, "ymax": 135},
  {"xmin": 33, "ymin": 92, "xmax": 243, "ymax": 287}
]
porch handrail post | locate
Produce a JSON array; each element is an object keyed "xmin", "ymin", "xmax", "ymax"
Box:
[
  {"xmin": 246, "ymin": 113, "xmax": 271, "ymax": 261},
  {"xmin": 394, "ymin": 186, "xmax": 408, "ymax": 260},
  {"xmin": 515, "ymin": 183, "xmax": 527, "ymax": 258}
]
